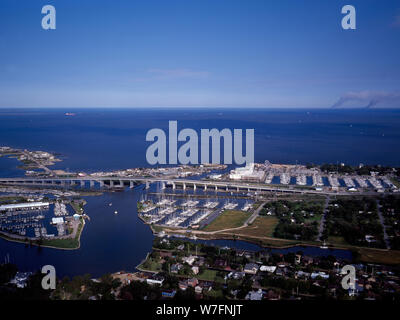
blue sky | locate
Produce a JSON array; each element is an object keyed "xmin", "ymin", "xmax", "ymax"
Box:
[{"xmin": 0, "ymin": 0, "xmax": 399, "ymax": 108}]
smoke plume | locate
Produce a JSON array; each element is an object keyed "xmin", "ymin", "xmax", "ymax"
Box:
[{"xmin": 331, "ymin": 91, "xmax": 400, "ymax": 109}]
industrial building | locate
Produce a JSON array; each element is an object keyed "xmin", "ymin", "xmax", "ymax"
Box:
[
  {"xmin": 229, "ymin": 163, "xmax": 265, "ymax": 181},
  {"xmin": 51, "ymin": 217, "xmax": 64, "ymax": 225},
  {"xmin": 0, "ymin": 202, "xmax": 49, "ymax": 212}
]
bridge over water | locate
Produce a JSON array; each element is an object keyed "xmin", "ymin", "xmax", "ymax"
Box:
[{"xmin": 0, "ymin": 176, "xmax": 339, "ymax": 195}]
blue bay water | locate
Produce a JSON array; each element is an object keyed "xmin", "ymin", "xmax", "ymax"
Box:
[
  {"xmin": 0, "ymin": 108, "xmax": 399, "ymax": 172},
  {"xmin": 0, "ymin": 108, "xmax": 399, "ymax": 276}
]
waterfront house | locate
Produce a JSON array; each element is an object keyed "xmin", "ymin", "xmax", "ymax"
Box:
[
  {"xmin": 275, "ymin": 267, "xmax": 286, "ymax": 276},
  {"xmin": 226, "ymin": 271, "xmax": 245, "ymax": 280},
  {"xmin": 170, "ymin": 263, "xmax": 182, "ymax": 274},
  {"xmin": 295, "ymin": 271, "xmax": 310, "ymax": 279},
  {"xmin": 265, "ymin": 289, "xmax": 280, "ymax": 300},
  {"xmin": 214, "ymin": 259, "xmax": 228, "ymax": 268},
  {"xmin": 244, "ymin": 263, "xmax": 259, "ymax": 275},
  {"xmin": 260, "ymin": 265, "xmax": 276, "ymax": 273},
  {"xmin": 302, "ymin": 256, "xmax": 314, "ymax": 265},
  {"xmin": 311, "ymin": 271, "xmax": 330, "ymax": 280},
  {"xmin": 194, "ymin": 285, "xmax": 203, "ymax": 294},
  {"xmin": 187, "ymin": 278, "xmax": 199, "ymax": 287},
  {"xmin": 183, "ymin": 255, "xmax": 196, "ymax": 266},
  {"xmin": 192, "ymin": 266, "xmax": 199, "ymax": 275},
  {"xmin": 196, "ymin": 256, "xmax": 205, "ymax": 266},
  {"xmin": 146, "ymin": 274, "xmax": 164, "ymax": 286},
  {"xmin": 178, "ymin": 281, "xmax": 188, "ymax": 291},
  {"xmin": 245, "ymin": 289, "xmax": 263, "ymax": 300},
  {"xmin": 201, "ymin": 281, "xmax": 213, "ymax": 291},
  {"xmin": 9, "ymin": 272, "xmax": 32, "ymax": 288},
  {"xmin": 161, "ymin": 290, "xmax": 176, "ymax": 298}
]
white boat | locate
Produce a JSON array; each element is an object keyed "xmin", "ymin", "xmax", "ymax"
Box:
[
  {"xmin": 320, "ymin": 241, "xmax": 328, "ymax": 249},
  {"xmin": 114, "ymin": 210, "xmax": 118, "ymax": 215}
]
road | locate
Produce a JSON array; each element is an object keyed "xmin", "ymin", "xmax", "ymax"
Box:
[
  {"xmin": 376, "ymin": 200, "xmax": 391, "ymax": 249},
  {"xmin": 21, "ymin": 150, "xmax": 53, "ymax": 174},
  {"xmin": 244, "ymin": 201, "xmax": 267, "ymax": 226},
  {"xmin": 317, "ymin": 196, "xmax": 330, "ymax": 241},
  {"xmin": 0, "ymin": 176, "xmax": 378, "ymax": 197},
  {"xmin": 199, "ymin": 208, "xmax": 223, "ymax": 229},
  {"xmin": 198, "ymin": 202, "xmax": 267, "ymax": 234}
]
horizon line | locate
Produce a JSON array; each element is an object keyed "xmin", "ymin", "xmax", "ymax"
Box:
[{"xmin": 1, "ymin": 106, "xmax": 400, "ymax": 110}]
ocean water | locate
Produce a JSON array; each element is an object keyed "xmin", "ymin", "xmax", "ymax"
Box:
[
  {"xmin": 0, "ymin": 108, "xmax": 399, "ymax": 174},
  {"xmin": 0, "ymin": 108, "xmax": 399, "ymax": 276}
]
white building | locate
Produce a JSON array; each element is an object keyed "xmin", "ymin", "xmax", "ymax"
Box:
[
  {"xmin": 260, "ymin": 266, "xmax": 276, "ymax": 273},
  {"xmin": 51, "ymin": 217, "xmax": 64, "ymax": 224},
  {"xmin": 183, "ymin": 256, "xmax": 196, "ymax": 266},
  {"xmin": 0, "ymin": 202, "xmax": 50, "ymax": 212},
  {"xmin": 246, "ymin": 289, "xmax": 263, "ymax": 300},
  {"xmin": 146, "ymin": 276, "xmax": 164, "ymax": 286},
  {"xmin": 229, "ymin": 163, "xmax": 264, "ymax": 181}
]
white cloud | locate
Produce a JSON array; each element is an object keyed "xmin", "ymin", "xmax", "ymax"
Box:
[{"xmin": 147, "ymin": 68, "xmax": 209, "ymax": 79}]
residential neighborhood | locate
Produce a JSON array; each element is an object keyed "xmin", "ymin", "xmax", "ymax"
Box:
[{"xmin": 110, "ymin": 238, "xmax": 400, "ymax": 301}]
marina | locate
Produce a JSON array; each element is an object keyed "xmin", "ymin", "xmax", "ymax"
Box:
[
  {"xmin": 0, "ymin": 199, "xmax": 78, "ymax": 241},
  {"xmin": 280, "ymin": 173, "xmax": 290, "ymax": 185},
  {"xmin": 355, "ymin": 177, "xmax": 368, "ymax": 188},
  {"xmin": 138, "ymin": 190, "xmax": 252, "ymax": 230},
  {"xmin": 343, "ymin": 177, "xmax": 356, "ymax": 188},
  {"xmin": 296, "ymin": 174, "xmax": 307, "ymax": 186}
]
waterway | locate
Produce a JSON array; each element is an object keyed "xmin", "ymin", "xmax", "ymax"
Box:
[{"xmin": 2, "ymin": 108, "xmax": 400, "ymax": 276}]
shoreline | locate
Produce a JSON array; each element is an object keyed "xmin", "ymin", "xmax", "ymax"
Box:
[
  {"xmin": 0, "ymin": 218, "xmax": 85, "ymax": 250},
  {"xmin": 148, "ymin": 224, "xmax": 400, "ymax": 265}
]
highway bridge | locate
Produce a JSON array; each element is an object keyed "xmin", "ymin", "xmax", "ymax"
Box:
[{"xmin": 0, "ymin": 176, "xmax": 349, "ymax": 195}]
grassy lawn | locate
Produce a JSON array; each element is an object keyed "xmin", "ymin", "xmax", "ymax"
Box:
[
  {"xmin": 41, "ymin": 237, "xmax": 79, "ymax": 249},
  {"xmin": 305, "ymin": 213, "xmax": 322, "ymax": 224},
  {"xmin": 356, "ymin": 247, "xmax": 400, "ymax": 265},
  {"xmin": 203, "ymin": 210, "xmax": 251, "ymax": 232},
  {"xmin": 198, "ymin": 269, "xmax": 218, "ymax": 281},
  {"xmin": 220, "ymin": 232, "xmax": 298, "ymax": 247},
  {"xmin": 41, "ymin": 219, "xmax": 84, "ymax": 249},
  {"xmin": 328, "ymin": 236, "xmax": 349, "ymax": 246},
  {"xmin": 151, "ymin": 225, "xmax": 164, "ymax": 233},
  {"xmin": 390, "ymin": 177, "xmax": 400, "ymax": 188},
  {"xmin": 231, "ymin": 216, "xmax": 279, "ymax": 238},
  {"xmin": 204, "ymin": 289, "xmax": 224, "ymax": 298},
  {"xmin": 0, "ymin": 196, "xmax": 27, "ymax": 204},
  {"xmin": 197, "ymin": 269, "xmax": 225, "ymax": 283},
  {"xmin": 137, "ymin": 257, "xmax": 163, "ymax": 272},
  {"xmin": 70, "ymin": 200, "xmax": 86, "ymax": 214}
]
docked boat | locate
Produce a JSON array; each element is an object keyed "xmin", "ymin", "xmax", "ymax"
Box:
[{"xmin": 320, "ymin": 241, "xmax": 328, "ymax": 249}]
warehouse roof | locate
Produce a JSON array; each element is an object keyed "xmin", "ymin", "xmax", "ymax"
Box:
[{"xmin": 0, "ymin": 202, "xmax": 49, "ymax": 211}]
